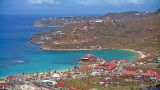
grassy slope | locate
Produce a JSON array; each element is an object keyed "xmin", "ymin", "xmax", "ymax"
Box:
[
  {"xmin": 31, "ymin": 12, "xmax": 160, "ymax": 55},
  {"xmin": 59, "ymin": 76, "xmax": 148, "ymax": 90}
]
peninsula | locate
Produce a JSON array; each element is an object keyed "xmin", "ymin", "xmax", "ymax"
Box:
[{"xmin": 31, "ymin": 9, "xmax": 160, "ymax": 56}]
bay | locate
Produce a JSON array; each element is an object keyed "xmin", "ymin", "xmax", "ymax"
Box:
[{"xmin": 0, "ymin": 15, "xmax": 139, "ymax": 77}]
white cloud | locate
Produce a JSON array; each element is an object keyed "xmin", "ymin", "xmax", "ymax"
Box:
[
  {"xmin": 73, "ymin": 0, "xmax": 151, "ymax": 6},
  {"xmin": 26, "ymin": 0, "xmax": 160, "ymax": 6},
  {"xmin": 27, "ymin": 0, "xmax": 60, "ymax": 5}
]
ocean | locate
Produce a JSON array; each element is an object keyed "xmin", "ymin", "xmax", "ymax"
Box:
[{"xmin": 0, "ymin": 15, "xmax": 139, "ymax": 77}]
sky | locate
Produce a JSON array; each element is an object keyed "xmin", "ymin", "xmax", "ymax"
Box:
[{"xmin": 0, "ymin": 0, "xmax": 160, "ymax": 15}]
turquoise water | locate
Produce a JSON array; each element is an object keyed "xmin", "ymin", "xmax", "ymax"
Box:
[{"xmin": 0, "ymin": 15, "xmax": 139, "ymax": 77}]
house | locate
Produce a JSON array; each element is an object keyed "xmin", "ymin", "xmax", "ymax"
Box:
[
  {"xmin": 103, "ymin": 62, "xmax": 117, "ymax": 70},
  {"xmin": 94, "ymin": 61, "xmax": 117, "ymax": 70},
  {"xmin": 0, "ymin": 83, "xmax": 7, "ymax": 90},
  {"xmin": 89, "ymin": 19, "xmax": 104, "ymax": 25},
  {"xmin": 89, "ymin": 20, "xmax": 96, "ymax": 25},
  {"xmin": 54, "ymin": 31, "xmax": 65, "ymax": 35},
  {"xmin": 82, "ymin": 26, "xmax": 88, "ymax": 30},
  {"xmin": 52, "ymin": 73, "xmax": 61, "ymax": 80},
  {"xmin": 99, "ymin": 77, "xmax": 111, "ymax": 85},
  {"xmin": 156, "ymin": 57, "xmax": 160, "ymax": 63},
  {"xmin": 55, "ymin": 82, "xmax": 65, "ymax": 88},
  {"xmin": 40, "ymin": 35, "xmax": 51, "ymax": 40},
  {"xmin": 79, "ymin": 54, "xmax": 96, "ymax": 62},
  {"xmin": 95, "ymin": 19, "xmax": 104, "ymax": 23}
]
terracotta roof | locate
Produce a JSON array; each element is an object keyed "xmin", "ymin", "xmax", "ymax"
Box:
[
  {"xmin": 7, "ymin": 76, "xmax": 17, "ymax": 80},
  {"xmin": 55, "ymin": 82, "xmax": 65, "ymax": 87},
  {"xmin": 123, "ymin": 70, "xmax": 137, "ymax": 76},
  {"xmin": 95, "ymin": 62, "xmax": 117, "ymax": 70},
  {"xmin": 147, "ymin": 69, "xmax": 158, "ymax": 75},
  {"xmin": 118, "ymin": 60, "xmax": 127, "ymax": 63},
  {"xmin": 156, "ymin": 73, "xmax": 160, "ymax": 78}
]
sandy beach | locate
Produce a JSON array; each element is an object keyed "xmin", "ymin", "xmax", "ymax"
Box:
[
  {"xmin": 41, "ymin": 47, "xmax": 102, "ymax": 51},
  {"xmin": 122, "ymin": 49, "xmax": 146, "ymax": 59},
  {"xmin": 42, "ymin": 47, "xmax": 146, "ymax": 59},
  {"xmin": 41, "ymin": 45, "xmax": 113, "ymax": 51}
]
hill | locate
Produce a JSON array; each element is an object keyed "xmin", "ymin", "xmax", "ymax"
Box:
[{"xmin": 31, "ymin": 10, "xmax": 160, "ymax": 55}]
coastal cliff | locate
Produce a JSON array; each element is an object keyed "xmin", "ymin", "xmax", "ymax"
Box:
[{"xmin": 31, "ymin": 9, "xmax": 160, "ymax": 55}]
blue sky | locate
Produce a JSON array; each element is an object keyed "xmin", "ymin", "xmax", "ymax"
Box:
[{"xmin": 0, "ymin": 0, "xmax": 160, "ymax": 15}]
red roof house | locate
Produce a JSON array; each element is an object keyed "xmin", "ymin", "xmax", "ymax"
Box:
[
  {"xmin": 7, "ymin": 76, "xmax": 17, "ymax": 80},
  {"xmin": 147, "ymin": 69, "xmax": 158, "ymax": 76},
  {"xmin": 0, "ymin": 83, "xmax": 7, "ymax": 89},
  {"xmin": 55, "ymin": 82, "xmax": 65, "ymax": 87}
]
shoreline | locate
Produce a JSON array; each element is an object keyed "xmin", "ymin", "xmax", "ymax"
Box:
[
  {"xmin": 41, "ymin": 48, "xmax": 108, "ymax": 51},
  {"xmin": 0, "ymin": 48, "xmax": 145, "ymax": 78},
  {"xmin": 122, "ymin": 49, "xmax": 146, "ymax": 59},
  {"xmin": 0, "ymin": 69, "xmax": 70, "ymax": 79},
  {"xmin": 42, "ymin": 47, "xmax": 146, "ymax": 58}
]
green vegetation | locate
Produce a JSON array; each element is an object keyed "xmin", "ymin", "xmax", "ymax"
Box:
[
  {"xmin": 31, "ymin": 10, "xmax": 160, "ymax": 56},
  {"xmin": 59, "ymin": 76, "xmax": 149, "ymax": 90}
]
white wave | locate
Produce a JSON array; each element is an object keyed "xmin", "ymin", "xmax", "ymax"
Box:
[{"xmin": 13, "ymin": 60, "xmax": 25, "ymax": 63}]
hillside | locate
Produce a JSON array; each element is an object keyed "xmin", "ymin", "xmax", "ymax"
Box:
[{"xmin": 31, "ymin": 10, "xmax": 160, "ymax": 55}]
